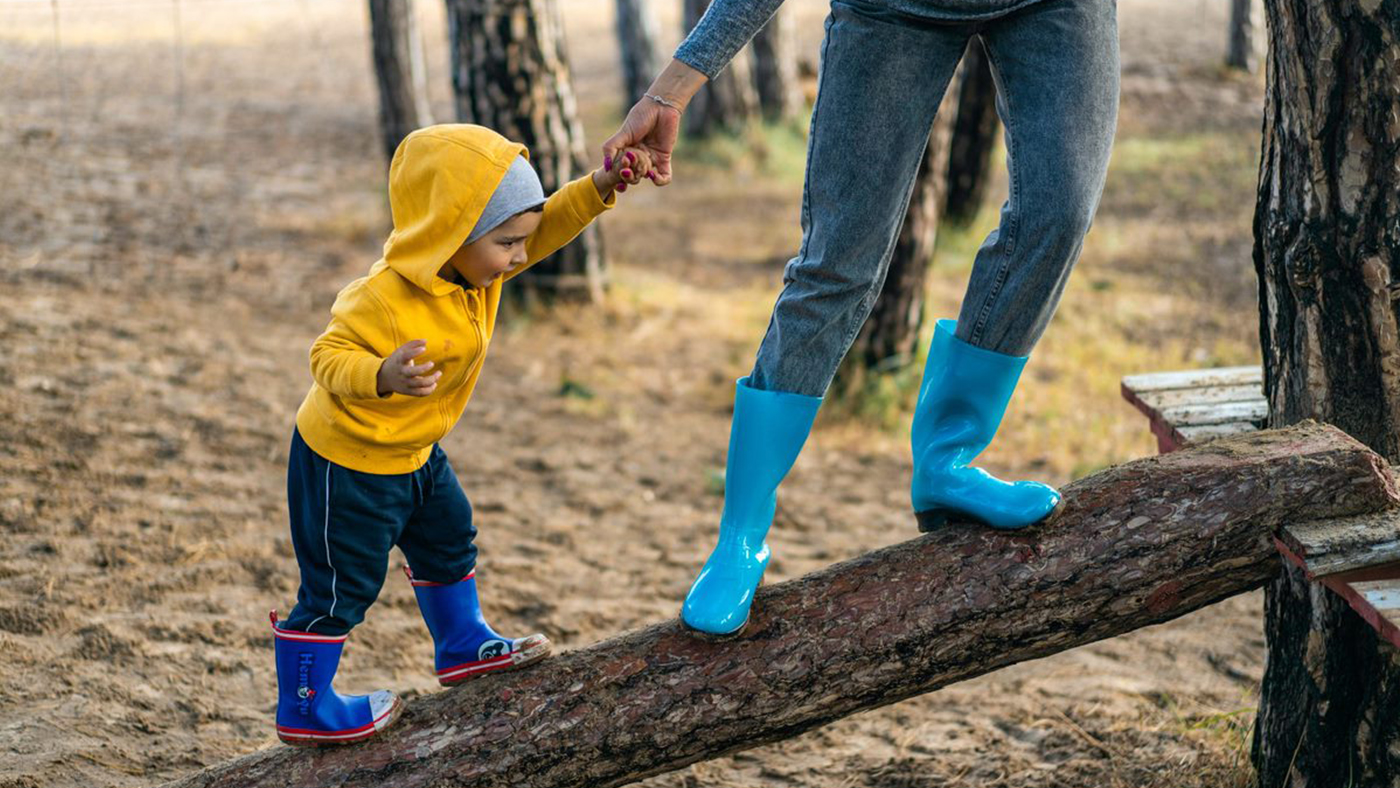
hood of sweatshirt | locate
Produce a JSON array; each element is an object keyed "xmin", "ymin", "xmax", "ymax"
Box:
[{"xmin": 382, "ymin": 124, "xmax": 527, "ymax": 298}]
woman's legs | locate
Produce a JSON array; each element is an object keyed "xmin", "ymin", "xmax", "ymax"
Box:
[
  {"xmin": 957, "ymin": 0, "xmax": 1120, "ymax": 355},
  {"xmin": 748, "ymin": 1, "xmax": 974, "ymax": 398}
]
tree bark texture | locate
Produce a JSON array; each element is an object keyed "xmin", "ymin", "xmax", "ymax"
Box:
[
  {"xmin": 614, "ymin": 0, "xmax": 660, "ymax": 106},
  {"xmin": 682, "ymin": 0, "xmax": 758, "ymax": 137},
  {"xmin": 1227, "ymin": 0, "xmax": 1258, "ymax": 72},
  {"xmin": 163, "ymin": 422, "xmax": 1396, "ymax": 788},
  {"xmin": 943, "ymin": 36, "xmax": 999, "ymax": 228},
  {"xmin": 1252, "ymin": 3, "xmax": 1400, "ymax": 785},
  {"xmin": 369, "ymin": 0, "xmax": 435, "ymax": 162},
  {"xmin": 749, "ymin": 8, "xmax": 801, "ymax": 122},
  {"xmin": 445, "ymin": 0, "xmax": 606, "ymax": 301},
  {"xmin": 837, "ymin": 55, "xmax": 962, "ymax": 388}
]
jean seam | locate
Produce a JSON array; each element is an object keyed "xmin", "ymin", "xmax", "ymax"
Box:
[
  {"xmin": 793, "ymin": 12, "xmax": 836, "ymax": 272},
  {"xmin": 968, "ymin": 41, "xmax": 1020, "ymax": 348}
]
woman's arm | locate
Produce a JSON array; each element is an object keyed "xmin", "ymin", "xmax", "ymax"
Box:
[
  {"xmin": 601, "ymin": 0, "xmax": 787, "ymax": 187},
  {"xmin": 674, "ymin": 0, "xmax": 789, "ymax": 82}
]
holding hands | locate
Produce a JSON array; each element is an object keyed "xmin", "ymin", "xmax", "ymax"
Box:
[{"xmin": 592, "ymin": 146, "xmax": 655, "ymax": 197}]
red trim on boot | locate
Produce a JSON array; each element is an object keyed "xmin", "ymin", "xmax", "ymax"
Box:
[{"xmin": 268, "ymin": 610, "xmax": 347, "ymax": 643}]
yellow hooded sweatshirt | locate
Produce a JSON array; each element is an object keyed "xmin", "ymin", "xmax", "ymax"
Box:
[{"xmin": 294, "ymin": 124, "xmax": 614, "ymax": 474}]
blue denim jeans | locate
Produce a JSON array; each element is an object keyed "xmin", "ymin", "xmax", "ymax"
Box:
[{"xmin": 749, "ymin": 0, "xmax": 1119, "ymax": 397}]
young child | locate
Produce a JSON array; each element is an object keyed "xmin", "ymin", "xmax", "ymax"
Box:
[{"xmin": 269, "ymin": 124, "xmax": 652, "ymax": 746}]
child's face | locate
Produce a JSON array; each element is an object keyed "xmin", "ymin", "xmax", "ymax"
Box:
[{"xmin": 447, "ymin": 210, "xmax": 544, "ymax": 288}]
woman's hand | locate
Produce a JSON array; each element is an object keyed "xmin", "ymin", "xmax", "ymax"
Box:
[
  {"xmin": 601, "ymin": 59, "xmax": 707, "ymax": 188},
  {"xmin": 602, "ymin": 99, "xmax": 680, "ymax": 187}
]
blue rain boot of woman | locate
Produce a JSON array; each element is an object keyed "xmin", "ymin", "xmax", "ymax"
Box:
[
  {"xmin": 682, "ymin": 376, "xmax": 822, "ymax": 636},
  {"xmin": 271, "ymin": 612, "xmax": 402, "ymax": 746},
  {"xmin": 911, "ymin": 320, "xmax": 1062, "ymax": 532},
  {"xmin": 405, "ymin": 567, "xmax": 551, "ymax": 685}
]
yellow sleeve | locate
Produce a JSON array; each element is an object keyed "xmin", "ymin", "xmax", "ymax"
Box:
[
  {"xmin": 507, "ymin": 171, "xmax": 617, "ymax": 281},
  {"xmin": 308, "ymin": 281, "xmax": 394, "ymax": 400}
]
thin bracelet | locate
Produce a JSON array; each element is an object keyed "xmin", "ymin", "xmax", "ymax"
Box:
[{"xmin": 644, "ymin": 93, "xmax": 683, "ymax": 112}]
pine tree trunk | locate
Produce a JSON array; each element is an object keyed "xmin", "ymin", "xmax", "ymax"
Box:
[
  {"xmin": 749, "ymin": 8, "xmax": 801, "ymax": 122},
  {"xmin": 1251, "ymin": 2, "xmax": 1400, "ymax": 784},
  {"xmin": 445, "ymin": 0, "xmax": 607, "ymax": 301},
  {"xmin": 1226, "ymin": 0, "xmax": 1257, "ymax": 72},
  {"xmin": 682, "ymin": 0, "xmax": 758, "ymax": 137},
  {"xmin": 614, "ymin": 0, "xmax": 660, "ymax": 106},
  {"xmin": 943, "ymin": 36, "xmax": 999, "ymax": 228},
  {"xmin": 368, "ymin": 0, "xmax": 434, "ymax": 162},
  {"xmin": 835, "ymin": 65, "xmax": 960, "ymax": 389}
]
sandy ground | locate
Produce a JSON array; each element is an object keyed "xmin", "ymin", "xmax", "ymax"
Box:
[{"xmin": 0, "ymin": 0, "xmax": 1268, "ymax": 785}]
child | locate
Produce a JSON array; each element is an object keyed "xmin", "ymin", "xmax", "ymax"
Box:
[{"xmin": 269, "ymin": 124, "xmax": 652, "ymax": 746}]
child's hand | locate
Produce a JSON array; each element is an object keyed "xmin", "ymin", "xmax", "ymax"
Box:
[
  {"xmin": 592, "ymin": 147, "xmax": 653, "ymax": 197},
  {"xmin": 377, "ymin": 340, "xmax": 441, "ymax": 397}
]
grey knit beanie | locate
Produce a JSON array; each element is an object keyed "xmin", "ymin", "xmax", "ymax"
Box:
[{"xmin": 466, "ymin": 155, "xmax": 547, "ymax": 245}]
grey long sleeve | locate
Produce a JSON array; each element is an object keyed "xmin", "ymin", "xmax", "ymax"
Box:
[{"xmin": 674, "ymin": 0, "xmax": 787, "ymax": 80}]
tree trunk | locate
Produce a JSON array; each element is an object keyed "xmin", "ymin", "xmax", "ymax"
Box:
[
  {"xmin": 1226, "ymin": 0, "xmax": 1257, "ymax": 72},
  {"xmin": 445, "ymin": 0, "xmax": 606, "ymax": 301},
  {"xmin": 835, "ymin": 60, "xmax": 960, "ymax": 389},
  {"xmin": 682, "ymin": 0, "xmax": 758, "ymax": 137},
  {"xmin": 368, "ymin": 0, "xmax": 435, "ymax": 162},
  {"xmin": 162, "ymin": 423, "xmax": 1396, "ymax": 788},
  {"xmin": 943, "ymin": 36, "xmax": 999, "ymax": 228},
  {"xmin": 1251, "ymin": 2, "xmax": 1400, "ymax": 784},
  {"xmin": 749, "ymin": 8, "xmax": 801, "ymax": 122},
  {"xmin": 614, "ymin": 0, "xmax": 660, "ymax": 106}
]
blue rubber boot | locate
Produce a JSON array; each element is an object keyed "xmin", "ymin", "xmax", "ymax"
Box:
[
  {"xmin": 404, "ymin": 567, "xmax": 551, "ymax": 685},
  {"xmin": 270, "ymin": 612, "xmax": 401, "ymax": 746},
  {"xmin": 911, "ymin": 319, "xmax": 1061, "ymax": 531},
  {"xmin": 682, "ymin": 376, "xmax": 822, "ymax": 636}
]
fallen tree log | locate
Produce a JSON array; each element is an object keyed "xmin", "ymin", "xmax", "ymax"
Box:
[{"xmin": 164, "ymin": 421, "xmax": 1398, "ymax": 788}]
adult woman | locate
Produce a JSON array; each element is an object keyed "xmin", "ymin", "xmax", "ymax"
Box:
[{"xmin": 604, "ymin": 0, "xmax": 1119, "ymax": 635}]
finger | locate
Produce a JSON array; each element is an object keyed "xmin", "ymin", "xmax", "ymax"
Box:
[
  {"xmin": 406, "ymin": 371, "xmax": 442, "ymax": 386},
  {"xmin": 395, "ymin": 339, "xmax": 428, "ymax": 361},
  {"xmin": 405, "ymin": 383, "xmax": 436, "ymax": 397},
  {"xmin": 601, "ymin": 127, "xmax": 635, "ymax": 172},
  {"xmin": 617, "ymin": 182, "xmax": 628, "ymax": 193},
  {"xmin": 402, "ymin": 360, "xmax": 434, "ymax": 376}
]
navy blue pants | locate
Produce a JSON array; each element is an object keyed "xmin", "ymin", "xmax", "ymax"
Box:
[{"xmin": 282, "ymin": 429, "xmax": 477, "ymax": 635}]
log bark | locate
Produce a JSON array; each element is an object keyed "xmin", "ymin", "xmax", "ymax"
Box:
[
  {"xmin": 445, "ymin": 0, "xmax": 606, "ymax": 301},
  {"xmin": 682, "ymin": 0, "xmax": 758, "ymax": 137},
  {"xmin": 368, "ymin": 0, "xmax": 435, "ymax": 162},
  {"xmin": 749, "ymin": 8, "xmax": 801, "ymax": 122},
  {"xmin": 163, "ymin": 422, "xmax": 1396, "ymax": 788},
  {"xmin": 1252, "ymin": 3, "xmax": 1400, "ymax": 784},
  {"xmin": 943, "ymin": 36, "xmax": 999, "ymax": 228},
  {"xmin": 614, "ymin": 0, "xmax": 660, "ymax": 106}
]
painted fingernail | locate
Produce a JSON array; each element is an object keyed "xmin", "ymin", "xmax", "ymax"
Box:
[
  {"xmin": 604, "ymin": 155, "xmax": 613, "ymax": 171},
  {"xmin": 621, "ymin": 168, "xmax": 632, "ymax": 179},
  {"xmin": 647, "ymin": 171, "xmax": 656, "ymax": 181},
  {"xmin": 625, "ymin": 151, "xmax": 635, "ymax": 163},
  {"xmin": 618, "ymin": 183, "xmax": 628, "ymax": 192}
]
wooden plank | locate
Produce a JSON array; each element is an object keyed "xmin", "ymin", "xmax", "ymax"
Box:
[
  {"xmin": 1134, "ymin": 382, "xmax": 1265, "ymax": 412},
  {"xmin": 1278, "ymin": 509, "xmax": 1400, "ymax": 578},
  {"xmin": 1175, "ymin": 422, "xmax": 1259, "ymax": 445},
  {"xmin": 1120, "ymin": 365, "xmax": 1262, "ymax": 394},
  {"xmin": 1349, "ymin": 579, "xmax": 1400, "ymax": 649},
  {"xmin": 1159, "ymin": 399, "xmax": 1268, "ymax": 427}
]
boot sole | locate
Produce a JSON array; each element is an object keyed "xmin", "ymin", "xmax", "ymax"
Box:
[
  {"xmin": 916, "ymin": 496, "xmax": 1064, "ymax": 533},
  {"xmin": 278, "ymin": 695, "xmax": 405, "ymax": 747},
  {"xmin": 439, "ymin": 636, "xmax": 553, "ymax": 686},
  {"xmin": 678, "ymin": 576, "xmax": 766, "ymax": 640}
]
